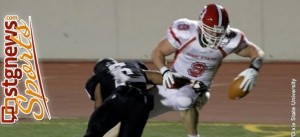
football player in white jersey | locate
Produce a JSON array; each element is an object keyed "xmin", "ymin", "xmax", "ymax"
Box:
[{"xmin": 151, "ymin": 3, "xmax": 265, "ymax": 137}]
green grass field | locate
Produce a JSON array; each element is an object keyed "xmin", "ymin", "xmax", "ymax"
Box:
[{"xmin": 0, "ymin": 118, "xmax": 298, "ymax": 137}]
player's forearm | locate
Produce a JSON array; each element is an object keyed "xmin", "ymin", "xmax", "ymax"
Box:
[
  {"xmin": 249, "ymin": 44, "xmax": 265, "ymax": 71},
  {"xmin": 145, "ymin": 70, "xmax": 163, "ymax": 85},
  {"xmin": 237, "ymin": 42, "xmax": 265, "ymax": 71}
]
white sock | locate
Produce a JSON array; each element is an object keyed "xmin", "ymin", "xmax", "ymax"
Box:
[{"xmin": 187, "ymin": 134, "xmax": 200, "ymax": 137}]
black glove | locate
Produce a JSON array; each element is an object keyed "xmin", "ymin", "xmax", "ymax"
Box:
[{"xmin": 191, "ymin": 81, "xmax": 207, "ymax": 96}]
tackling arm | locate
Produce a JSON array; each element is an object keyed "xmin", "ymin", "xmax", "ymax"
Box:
[
  {"xmin": 144, "ymin": 70, "xmax": 193, "ymax": 89},
  {"xmin": 144, "ymin": 70, "xmax": 163, "ymax": 85}
]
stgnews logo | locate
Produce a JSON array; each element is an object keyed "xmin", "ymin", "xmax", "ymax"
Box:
[{"xmin": 1, "ymin": 15, "xmax": 51, "ymax": 124}]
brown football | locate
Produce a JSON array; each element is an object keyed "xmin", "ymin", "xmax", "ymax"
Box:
[
  {"xmin": 228, "ymin": 76, "xmax": 249, "ymax": 100},
  {"xmin": 168, "ymin": 76, "xmax": 191, "ymax": 89}
]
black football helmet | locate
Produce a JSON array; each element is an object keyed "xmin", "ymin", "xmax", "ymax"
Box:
[{"xmin": 94, "ymin": 58, "xmax": 118, "ymax": 73}]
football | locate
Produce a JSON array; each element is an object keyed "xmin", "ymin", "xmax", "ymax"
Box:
[
  {"xmin": 228, "ymin": 76, "xmax": 249, "ymax": 100},
  {"xmin": 168, "ymin": 75, "xmax": 191, "ymax": 89}
]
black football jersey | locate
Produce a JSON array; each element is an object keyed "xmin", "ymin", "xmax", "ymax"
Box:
[
  {"xmin": 107, "ymin": 60, "xmax": 148, "ymax": 91},
  {"xmin": 85, "ymin": 60, "xmax": 150, "ymax": 100}
]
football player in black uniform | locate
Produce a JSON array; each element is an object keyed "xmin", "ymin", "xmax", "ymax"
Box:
[
  {"xmin": 83, "ymin": 58, "xmax": 206, "ymax": 137},
  {"xmin": 83, "ymin": 58, "xmax": 164, "ymax": 137}
]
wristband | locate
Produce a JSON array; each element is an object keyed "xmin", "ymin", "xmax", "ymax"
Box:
[
  {"xmin": 160, "ymin": 66, "xmax": 169, "ymax": 75},
  {"xmin": 249, "ymin": 57, "xmax": 262, "ymax": 71}
]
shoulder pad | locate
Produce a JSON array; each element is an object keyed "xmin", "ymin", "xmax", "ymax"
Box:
[
  {"xmin": 227, "ymin": 28, "xmax": 245, "ymax": 38},
  {"xmin": 173, "ymin": 18, "xmax": 197, "ymax": 31}
]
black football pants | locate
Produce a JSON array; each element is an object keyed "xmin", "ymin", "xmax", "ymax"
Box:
[{"xmin": 84, "ymin": 86, "xmax": 153, "ymax": 137}]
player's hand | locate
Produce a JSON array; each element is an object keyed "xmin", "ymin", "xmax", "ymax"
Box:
[
  {"xmin": 238, "ymin": 68, "xmax": 258, "ymax": 92},
  {"xmin": 191, "ymin": 80, "xmax": 207, "ymax": 96},
  {"xmin": 160, "ymin": 67, "xmax": 175, "ymax": 89}
]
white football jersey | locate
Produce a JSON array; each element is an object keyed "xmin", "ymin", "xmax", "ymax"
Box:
[{"xmin": 167, "ymin": 18, "xmax": 249, "ymax": 87}]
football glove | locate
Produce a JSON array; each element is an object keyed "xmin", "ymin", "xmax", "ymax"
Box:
[
  {"xmin": 160, "ymin": 66, "xmax": 175, "ymax": 89},
  {"xmin": 238, "ymin": 68, "xmax": 258, "ymax": 92},
  {"xmin": 191, "ymin": 80, "xmax": 208, "ymax": 96}
]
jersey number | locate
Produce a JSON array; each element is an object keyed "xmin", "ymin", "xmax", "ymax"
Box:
[
  {"xmin": 108, "ymin": 63, "xmax": 134, "ymax": 87},
  {"xmin": 188, "ymin": 62, "xmax": 206, "ymax": 77},
  {"xmin": 109, "ymin": 63, "xmax": 134, "ymax": 75},
  {"xmin": 177, "ymin": 24, "xmax": 190, "ymax": 30}
]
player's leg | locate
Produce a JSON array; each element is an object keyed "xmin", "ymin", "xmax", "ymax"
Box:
[
  {"xmin": 148, "ymin": 85, "xmax": 200, "ymax": 136},
  {"xmin": 118, "ymin": 108, "xmax": 149, "ymax": 137},
  {"xmin": 84, "ymin": 96, "xmax": 121, "ymax": 137},
  {"xmin": 104, "ymin": 123, "xmax": 120, "ymax": 137},
  {"xmin": 93, "ymin": 85, "xmax": 120, "ymax": 137},
  {"xmin": 162, "ymin": 85, "xmax": 208, "ymax": 137},
  {"xmin": 118, "ymin": 93, "xmax": 151, "ymax": 137},
  {"xmin": 194, "ymin": 92, "xmax": 210, "ymax": 112},
  {"xmin": 172, "ymin": 85, "xmax": 199, "ymax": 137},
  {"xmin": 148, "ymin": 86, "xmax": 173, "ymax": 117},
  {"xmin": 148, "ymin": 84, "xmax": 209, "ymax": 137},
  {"xmin": 155, "ymin": 85, "xmax": 198, "ymax": 111},
  {"xmin": 180, "ymin": 108, "xmax": 199, "ymax": 136},
  {"xmin": 180, "ymin": 92, "xmax": 210, "ymax": 137}
]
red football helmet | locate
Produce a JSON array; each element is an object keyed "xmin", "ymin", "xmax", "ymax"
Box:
[{"xmin": 199, "ymin": 4, "xmax": 230, "ymax": 48}]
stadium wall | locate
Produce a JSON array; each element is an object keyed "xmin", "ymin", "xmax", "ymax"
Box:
[{"xmin": 0, "ymin": 0, "xmax": 299, "ymax": 61}]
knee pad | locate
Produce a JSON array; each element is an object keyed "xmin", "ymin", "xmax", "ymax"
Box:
[{"xmin": 174, "ymin": 96, "xmax": 193, "ymax": 110}]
